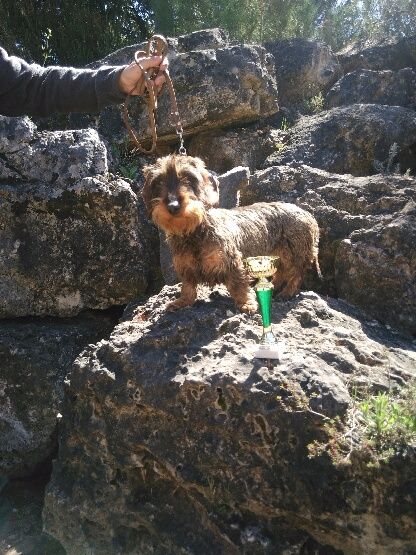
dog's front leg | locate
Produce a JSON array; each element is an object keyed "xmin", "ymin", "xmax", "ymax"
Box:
[
  {"xmin": 167, "ymin": 281, "xmax": 197, "ymax": 311},
  {"xmin": 225, "ymin": 260, "xmax": 257, "ymax": 314},
  {"xmin": 167, "ymin": 253, "xmax": 198, "ymax": 311}
]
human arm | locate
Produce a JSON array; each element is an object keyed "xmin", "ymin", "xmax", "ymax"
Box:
[{"xmin": 0, "ymin": 46, "xmax": 167, "ymax": 117}]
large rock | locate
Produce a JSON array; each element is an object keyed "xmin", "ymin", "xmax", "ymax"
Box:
[
  {"xmin": 187, "ymin": 124, "xmax": 276, "ymax": 173},
  {"xmin": 243, "ymin": 165, "xmax": 416, "ymax": 217},
  {"xmin": 0, "ymin": 175, "xmax": 157, "ymax": 317},
  {"xmin": 0, "ymin": 116, "xmax": 36, "ymax": 150},
  {"xmin": 240, "ymin": 164, "xmax": 416, "ymax": 332},
  {"xmin": 97, "ymin": 43, "xmax": 278, "ymax": 146},
  {"xmin": 0, "ymin": 116, "xmax": 158, "ymax": 318},
  {"xmin": 337, "ymin": 35, "xmax": 416, "ymax": 74},
  {"xmin": 336, "ymin": 208, "xmax": 416, "ymax": 335},
  {"xmin": 325, "ymin": 68, "xmax": 416, "ymax": 109},
  {"xmin": 177, "ymin": 28, "xmax": 229, "ymax": 52},
  {"xmin": 0, "ymin": 121, "xmax": 107, "ymax": 183},
  {"xmin": 44, "ymin": 287, "xmax": 416, "ymax": 554},
  {"xmin": 0, "ymin": 312, "xmax": 115, "ymax": 477},
  {"xmin": 264, "ymin": 104, "xmax": 416, "ymax": 176},
  {"xmin": 264, "ymin": 38, "xmax": 342, "ymax": 106}
]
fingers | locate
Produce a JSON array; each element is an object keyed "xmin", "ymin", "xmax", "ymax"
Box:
[
  {"xmin": 154, "ymin": 73, "xmax": 166, "ymax": 87},
  {"xmin": 120, "ymin": 54, "xmax": 168, "ymax": 96},
  {"xmin": 160, "ymin": 56, "xmax": 169, "ymax": 72},
  {"xmin": 151, "ymin": 56, "xmax": 169, "ymax": 90},
  {"xmin": 138, "ymin": 54, "xmax": 168, "ymax": 72}
]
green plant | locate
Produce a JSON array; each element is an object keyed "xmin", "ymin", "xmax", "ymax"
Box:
[
  {"xmin": 304, "ymin": 91, "xmax": 325, "ymax": 114},
  {"xmin": 360, "ymin": 388, "xmax": 416, "ymax": 449},
  {"xmin": 119, "ymin": 162, "xmax": 139, "ymax": 181},
  {"xmin": 318, "ymin": 0, "xmax": 416, "ymax": 51},
  {"xmin": 373, "ymin": 142, "xmax": 401, "ymax": 175},
  {"xmin": 308, "ymin": 381, "xmax": 416, "ymax": 466},
  {"xmin": 274, "ymin": 142, "xmax": 286, "ymax": 154},
  {"xmin": 40, "ymin": 27, "xmax": 53, "ymax": 66},
  {"xmin": 280, "ymin": 117, "xmax": 290, "ymax": 132},
  {"xmin": 150, "ymin": 0, "xmax": 340, "ymax": 43},
  {"xmin": 111, "ymin": 140, "xmax": 140, "ymax": 181}
]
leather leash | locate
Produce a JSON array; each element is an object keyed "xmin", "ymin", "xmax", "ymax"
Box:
[{"xmin": 122, "ymin": 34, "xmax": 186, "ymax": 155}]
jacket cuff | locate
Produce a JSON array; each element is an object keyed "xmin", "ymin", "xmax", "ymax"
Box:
[{"xmin": 95, "ymin": 66, "xmax": 127, "ymax": 109}]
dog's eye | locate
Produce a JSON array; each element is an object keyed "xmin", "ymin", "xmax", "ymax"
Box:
[
  {"xmin": 181, "ymin": 172, "xmax": 200, "ymax": 193},
  {"xmin": 151, "ymin": 179, "xmax": 164, "ymax": 196}
]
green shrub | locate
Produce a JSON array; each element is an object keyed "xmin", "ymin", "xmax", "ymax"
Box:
[
  {"xmin": 309, "ymin": 381, "xmax": 416, "ymax": 466},
  {"xmin": 0, "ymin": 0, "xmax": 152, "ymax": 65},
  {"xmin": 360, "ymin": 387, "xmax": 416, "ymax": 451}
]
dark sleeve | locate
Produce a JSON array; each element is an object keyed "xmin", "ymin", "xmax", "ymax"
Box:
[{"xmin": 0, "ymin": 46, "xmax": 127, "ymax": 117}]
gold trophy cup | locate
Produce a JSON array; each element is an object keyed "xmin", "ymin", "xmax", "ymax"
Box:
[{"xmin": 243, "ymin": 256, "xmax": 284, "ymax": 360}]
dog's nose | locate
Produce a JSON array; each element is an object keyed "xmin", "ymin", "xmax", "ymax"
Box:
[{"xmin": 167, "ymin": 199, "xmax": 180, "ymax": 214}]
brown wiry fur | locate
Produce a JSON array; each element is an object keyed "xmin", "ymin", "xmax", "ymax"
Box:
[{"xmin": 142, "ymin": 154, "xmax": 321, "ymax": 313}]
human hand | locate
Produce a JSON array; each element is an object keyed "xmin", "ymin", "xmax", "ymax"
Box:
[{"xmin": 118, "ymin": 55, "xmax": 168, "ymax": 96}]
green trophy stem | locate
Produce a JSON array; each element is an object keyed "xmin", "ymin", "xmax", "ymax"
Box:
[
  {"xmin": 255, "ymin": 284, "xmax": 272, "ymax": 328},
  {"xmin": 254, "ymin": 277, "xmax": 278, "ymax": 344}
]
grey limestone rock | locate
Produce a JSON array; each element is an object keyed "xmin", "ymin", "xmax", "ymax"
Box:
[
  {"xmin": 264, "ymin": 104, "xmax": 416, "ymax": 176},
  {"xmin": 336, "ymin": 209, "xmax": 416, "ymax": 335},
  {"xmin": 44, "ymin": 287, "xmax": 416, "ymax": 554},
  {"xmin": 0, "ymin": 124, "xmax": 107, "ymax": 184},
  {"xmin": 326, "ymin": 68, "xmax": 416, "ymax": 109},
  {"xmin": 0, "ymin": 312, "xmax": 116, "ymax": 477},
  {"xmin": 264, "ymin": 38, "xmax": 342, "ymax": 106},
  {"xmin": 217, "ymin": 165, "xmax": 249, "ymax": 209},
  {"xmin": 0, "ymin": 116, "xmax": 36, "ymax": 151},
  {"xmin": 337, "ymin": 35, "xmax": 416, "ymax": 74},
  {"xmin": 177, "ymin": 27, "xmax": 229, "ymax": 52},
  {"xmin": 0, "ymin": 116, "xmax": 158, "ymax": 317},
  {"xmin": 0, "ymin": 175, "xmax": 157, "ymax": 317},
  {"xmin": 188, "ymin": 123, "xmax": 276, "ymax": 173}
]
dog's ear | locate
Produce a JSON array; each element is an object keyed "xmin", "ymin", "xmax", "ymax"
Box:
[
  {"xmin": 141, "ymin": 165, "xmax": 155, "ymax": 216},
  {"xmin": 202, "ymin": 170, "xmax": 220, "ymax": 207}
]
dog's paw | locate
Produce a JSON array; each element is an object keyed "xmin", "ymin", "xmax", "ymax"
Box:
[{"xmin": 238, "ymin": 301, "xmax": 258, "ymax": 314}]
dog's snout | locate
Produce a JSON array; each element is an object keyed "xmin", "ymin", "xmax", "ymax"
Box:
[{"xmin": 167, "ymin": 196, "xmax": 181, "ymax": 215}]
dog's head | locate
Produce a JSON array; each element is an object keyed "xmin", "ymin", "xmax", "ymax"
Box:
[{"xmin": 142, "ymin": 155, "xmax": 219, "ymax": 235}]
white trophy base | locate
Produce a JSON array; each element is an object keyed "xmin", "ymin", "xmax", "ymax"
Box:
[{"xmin": 253, "ymin": 340, "xmax": 285, "ymax": 360}]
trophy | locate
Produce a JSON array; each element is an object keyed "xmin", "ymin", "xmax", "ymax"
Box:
[{"xmin": 243, "ymin": 256, "xmax": 284, "ymax": 360}]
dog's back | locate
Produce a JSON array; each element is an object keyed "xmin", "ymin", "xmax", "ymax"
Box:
[{"xmin": 208, "ymin": 202, "xmax": 319, "ymax": 263}]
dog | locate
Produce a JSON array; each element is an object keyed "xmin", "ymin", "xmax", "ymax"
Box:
[{"xmin": 142, "ymin": 154, "xmax": 321, "ymax": 313}]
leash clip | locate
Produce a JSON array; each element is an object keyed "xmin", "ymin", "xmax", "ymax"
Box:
[{"xmin": 174, "ymin": 114, "xmax": 186, "ymax": 155}]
